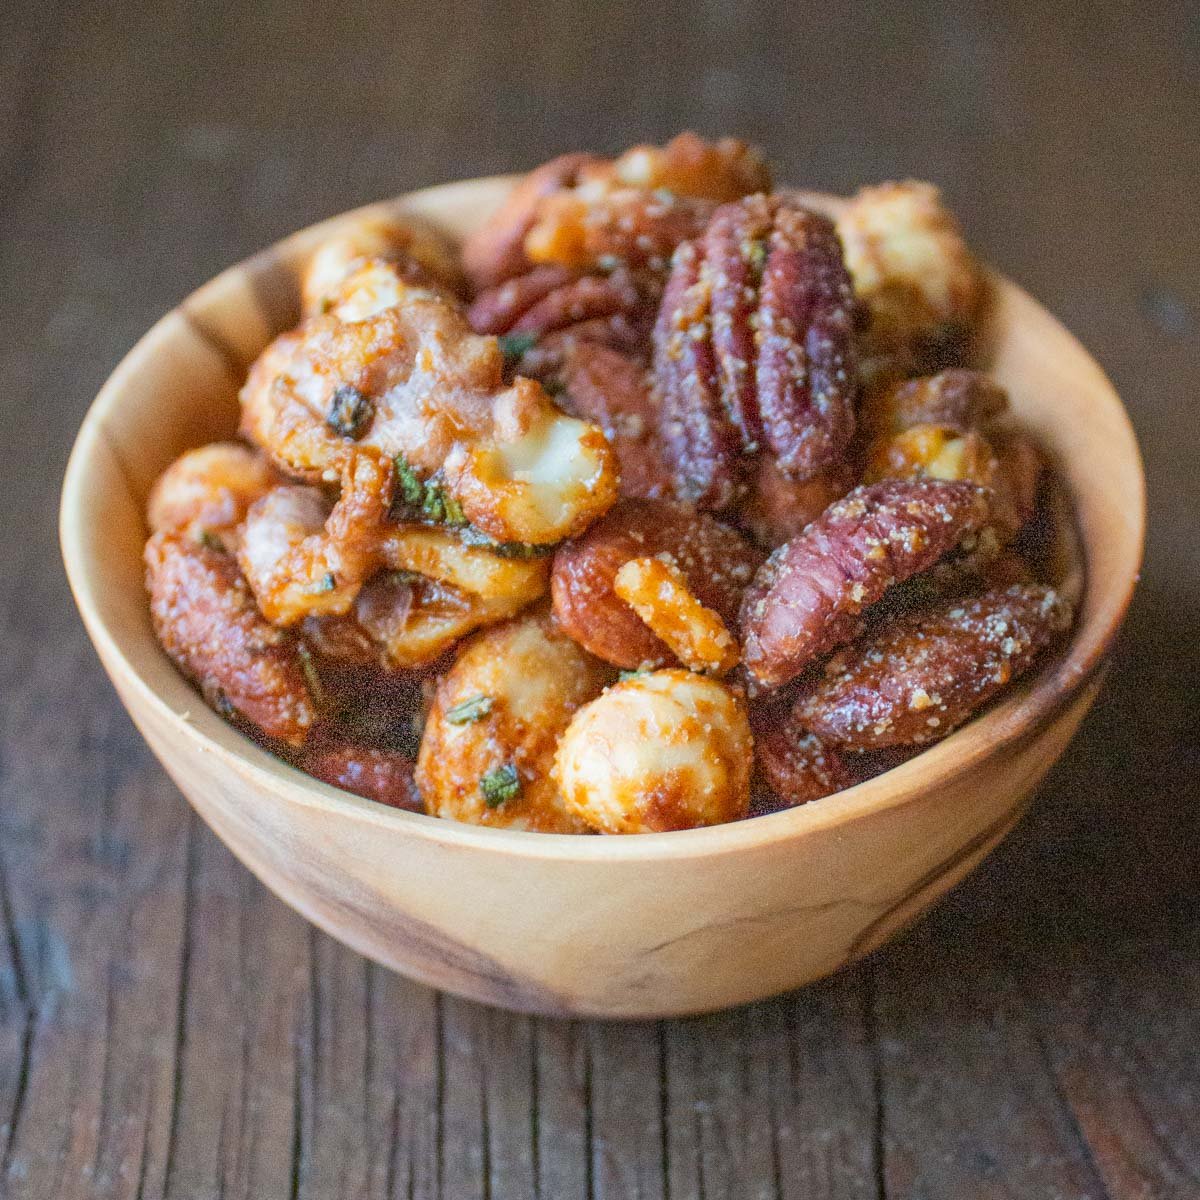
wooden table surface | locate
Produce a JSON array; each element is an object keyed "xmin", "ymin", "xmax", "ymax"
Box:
[{"xmin": 2, "ymin": 1, "xmax": 1197, "ymax": 1196}]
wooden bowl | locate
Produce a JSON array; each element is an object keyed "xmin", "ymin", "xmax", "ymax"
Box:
[{"xmin": 60, "ymin": 178, "xmax": 1144, "ymax": 1018}]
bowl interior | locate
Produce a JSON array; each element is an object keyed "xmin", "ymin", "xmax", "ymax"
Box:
[{"xmin": 59, "ymin": 178, "xmax": 1146, "ymax": 857}]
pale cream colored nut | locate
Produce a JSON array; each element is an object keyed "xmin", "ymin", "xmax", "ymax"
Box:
[
  {"xmin": 417, "ymin": 612, "xmax": 610, "ymax": 832},
  {"xmin": 552, "ymin": 670, "xmax": 753, "ymax": 833},
  {"xmin": 613, "ymin": 557, "xmax": 739, "ymax": 676},
  {"xmin": 837, "ymin": 180, "xmax": 984, "ymax": 367}
]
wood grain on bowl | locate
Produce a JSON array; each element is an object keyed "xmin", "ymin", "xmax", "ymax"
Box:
[{"xmin": 60, "ymin": 179, "xmax": 1144, "ymax": 1018}]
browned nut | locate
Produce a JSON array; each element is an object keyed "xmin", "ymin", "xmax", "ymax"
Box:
[
  {"xmin": 836, "ymin": 181, "xmax": 985, "ymax": 372},
  {"xmin": 652, "ymin": 195, "xmax": 859, "ymax": 507},
  {"xmin": 551, "ymin": 498, "xmax": 763, "ymax": 669},
  {"xmin": 300, "ymin": 740, "xmax": 421, "ymax": 810},
  {"xmin": 739, "ymin": 478, "xmax": 993, "ymax": 688},
  {"xmin": 553, "ymin": 670, "xmax": 753, "ymax": 833},
  {"xmin": 145, "ymin": 532, "xmax": 316, "ymax": 746},
  {"xmin": 558, "ymin": 342, "xmax": 673, "ymax": 500},
  {"xmin": 861, "ymin": 369, "xmax": 1008, "ymax": 440},
  {"xmin": 613, "ymin": 556, "xmax": 740, "ymax": 676},
  {"xmin": 795, "ymin": 584, "xmax": 1074, "ymax": 749},
  {"xmin": 755, "ymin": 719, "xmax": 855, "ymax": 808},
  {"xmin": 740, "ymin": 455, "xmax": 859, "ymax": 548},
  {"xmin": 417, "ymin": 611, "xmax": 611, "ymax": 832}
]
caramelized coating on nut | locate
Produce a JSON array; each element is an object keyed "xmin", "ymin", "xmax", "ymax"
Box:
[
  {"xmin": 301, "ymin": 216, "xmax": 463, "ymax": 317},
  {"xmin": 756, "ymin": 720, "xmax": 855, "ymax": 808},
  {"xmin": 837, "ymin": 181, "xmax": 985, "ymax": 371},
  {"xmin": 240, "ymin": 264, "xmax": 618, "ymax": 546},
  {"xmin": 462, "ymin": 154, "xmax": 602, "ymax": 291},
  {"xmin": 862, "ymin": 369, "xmax": 1007, "ymax": 440},
  {"xmin": 145, "ymin": 532, "xmax": 316, "ymax": 746},
  {"xmin": 740, "ymin": 479, "xmax": 993, "ymax": 688},
  {"xmin": 525, "ymin": 134, "xmax": 770, "ymax": 275},
  {"xmin": 553, "ymin": 670, "xmax": 753, "ymax": 833},
  {"xmin": 796, "ymin": 584, "xmax": 1073, "ymax": 749},
  {"xmin": 864, "ymin": 423, "xmax": 1000, "ymax": 489},
  {"xmin": 467, "ymin": 264, "xmax": 658, "ymax": 371},
  {"xmin": 551, "ymin": 499, "xmax": 763, "ymax": 670},
  {"xmin": 559, "ymin": 342, "xmax": 673, "ymax": 500},
  {"xmin": 147, "ymin": 442, "xmax": 279, "ymax": 545},
  {"xmin": 300, "ymin": 740, "xmax": 421, "ymax": 810},
  {"xmin": 614, "ymin": 556, "xmax": 740, "ymax": 676},
  {"xmin": 740, "ymin": 455, "xmax": 858, "ymax": 549},
  {"xmin": 653, "ymin": 196, "xmax": 859, "ymax": 507},
  {"xmin": 236, "ymin": 451, "xmax": 392, "ymax": 626},
  {"xmin": 417, "ymin": 612, "xmax": 611, "ymax": 832}
]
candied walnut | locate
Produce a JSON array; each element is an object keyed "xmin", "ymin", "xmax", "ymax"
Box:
[
  {"xmin": 558, "ymin": 342, "xmax": 672, "ymax": 500},
  {"xmin": 862, "ymin": 369, "xmax": 1007, "ymax": 440},
  {"xmin": 551, "ymin": 499, "xmax": 763, "ymax": 670},
  {"xmin": 614, "ymin": 556, "xmax": 739, "ymax": 676},
  {"xmin": 301, "ymin": 217, "xmax": 463, "ymax": 317},
  {"xmin": 755, "ymin": 719, "xmax": 855, "ymax": 808},
  {"xmin": 240, "ymin": 269, "xmax": 618, "ymax": 546},
  {"xmin": 462, "ymin": 153, "xmax": 603, "ymax": 291},
  {"xmin": 300, "ymin": 740, "xmax": 421, "ymax": 810},
  {"xmin": 237, "ymin": 451, "xmax": 392, "ymax": 626},
  {"xmin": 796, "ymin": 584, "xmax": 1073, "ymax": 749},
  {"xmin": 417, "ymin": 612, "xmax": 611, "ymax": 832},
  {"xmin": 740, "ymin": 479, "xmax": 992, "ymax": 688},
  {"xmin": 553, "ymin": 670, "xmax": 753, "ymax": 833},
  {"xmin": 441, "ymin": 375, "xmax": 619, "ymax": 545},
  {"xmin": 740, "ymin": 455, "xmax": 859, "ymax": 548},
  {"xmin": 148, "ymin": 442, "xmax": 279, "ymax": 546},
  {"xmin": 653, "ymin": 195, "xmax": 859, "ymax": 507},
  {"xmin": 836, "ymin": 181, "xmax": 985, "ymax": 372},
  {"xmin": 145, "ymin": 532, "xmax": 315, "ymax": 746}
]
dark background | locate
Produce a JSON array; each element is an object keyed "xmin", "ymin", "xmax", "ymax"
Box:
[{"xmin": 2, "ymin": 1, "xmax": 1198, "ymax": 1196}]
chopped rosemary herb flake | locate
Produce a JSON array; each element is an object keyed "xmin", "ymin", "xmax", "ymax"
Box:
[
  {"xmin": 394, "ymin": 455, "xmax": 426, "ymax": 506},
  {"xmin": 196, "ymin": 529, "xmax": 225, "ymax": 553},
  {"xmin": 480, "ymin": 763, "xmax": 521, "ymax": 807},
  {"xmin": 498, "ymin": 332, "xmax": 538, "ymax": 361},
  {"xmin": 446, "ymin": 694, "xmax": 494, "ymax": 725},
  {"xmin": 307, "ymin": 571, "xmax": 336, "ymax": 594},
  {"xmin": 327, "ymin": 384, "xmax": 374, "ymax": 439},
  {"xmin": 618, "ymin": 668, "xmax": 650, "ymax": 682}
]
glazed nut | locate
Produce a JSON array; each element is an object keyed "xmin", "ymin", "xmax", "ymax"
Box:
[
  {"xmin": 652, "ymin": 195, "xmax": 859, "ymax": 508},
  {"xmin": 416, "ymin": 612, "xmax": 611, "ymax": 832},
  {"xmin": 552, "ymin": 670, "xmax": 753, "ymax": 833},
  {"xmin": 551, "ymin": 498, "xmax": 763, "ymax": 670},
  {"xmin": 862, "ymin": 369, "xmax": 1008, "ymax": 440},
  {"xmin": 614, "ymin": 556, "xmax": 740, "ymax": 676},
  {"xmin": 795, "ymin": 584, "xmax": 1074, "ymax": 749},
  {"xmin": 739, "ymin": 478, "xmax": 993, "ymax": 688},
  {"xmin": 755, "ymin": 720, "xmax": 855, "ymax": 808}
]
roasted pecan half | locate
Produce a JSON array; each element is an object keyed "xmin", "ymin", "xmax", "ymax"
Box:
[
  {"xmin": 739, "ymin": 478, "xmax": 992, "ymax": 688},
  {"xmin": 755, "ymin": 719, "xmax": 855, "ymax": 809},
  {"xmin": 558, "ymin": 342, "xmax": 673, "ymax": 500},
  {"xmin": 794, "ymin": 584, "xmax": 1073, "ymax": 749},
  {"xmin": 653, "ymin": 196, "xmax": 859, "ymax": 508},
  {"xmin": 467, "ymin": 264, "xmax": 659, "ymax": 375}
]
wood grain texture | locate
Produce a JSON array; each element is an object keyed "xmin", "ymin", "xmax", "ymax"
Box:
[{"xmin": 5, "ymin": 0, "xmax": 1199, "ymax": 1196}]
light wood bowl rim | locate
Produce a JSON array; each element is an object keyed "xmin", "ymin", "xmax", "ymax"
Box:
[{"xmin": 60, "ymin": 175, "xmax": 1146, "ymax": 863}]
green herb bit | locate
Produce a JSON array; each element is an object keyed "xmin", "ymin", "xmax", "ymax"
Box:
[
  {"xmin": 196, "ymin": 529, "xmax": 225, "ymax": 553},
  {"xmin": 393, "ymin": 455, "xmax": 427, "ymax": 507},
  {"xmin": 498, "ymin": 332, "xmax": 538, "ymax": 362},
  {"xmin": 327, "ymin": 384, "xmax": 374, "ymax": 439},
  {"xmin": 457, "ymin": 526, "xmax": 554, "ymax": 559},
  {"xmin": 480, "ymin": 763, "xmax": 521, "ymax": 807},
  {"xmin": 306, "ymin": 571, "xmax": 336, "ymax": 594},
  {"xmin": 446, "ymin": 694, "xmax": 495, "ymax": 725},
  {"xmin": 296, "ymin": 644, "xmax": 326, "ymax": 709},
  {"xmin": 618, "ymin": 668, "xmax": 650, "ymax": 682},
  {"xmin": 747, "ymin": 239, "xmax": 768, "ymax": 279}
]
